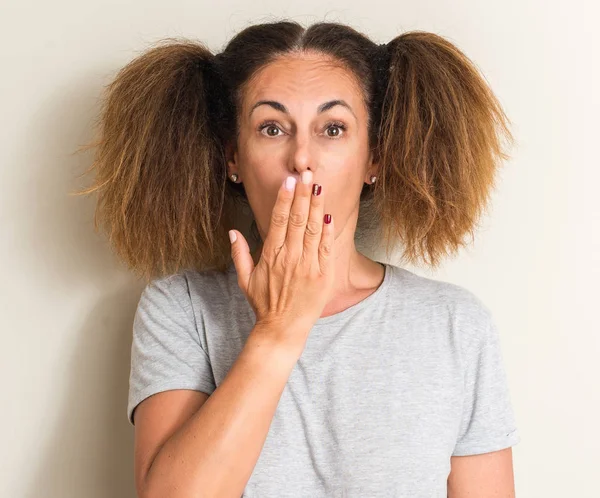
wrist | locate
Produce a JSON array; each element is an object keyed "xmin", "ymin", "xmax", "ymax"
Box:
[{"xmin": 250, "ymin": 319, "xmax": 309, "ymax": 361}]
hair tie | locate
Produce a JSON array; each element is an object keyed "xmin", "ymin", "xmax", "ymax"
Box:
[{"xmin": 372, "ymin": 42, "xmax": 392, "ymax": 94}]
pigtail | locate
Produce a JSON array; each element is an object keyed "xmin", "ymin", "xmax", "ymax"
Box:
[
  {"xmin": 73, "ymin": 39, "xmax": 234, "ymax": 281},
  {"xmin": 376, "ymin": 31, "xmax": 515, "ymax": 268}
]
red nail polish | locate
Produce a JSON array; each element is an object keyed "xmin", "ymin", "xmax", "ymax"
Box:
[
  {"xmin": 324, "ymin": 214, "xmax": 331, "ymax": 224},
  {"xmin": 312, "ymin": 184, "xmax": 322, "ymax": 196}
]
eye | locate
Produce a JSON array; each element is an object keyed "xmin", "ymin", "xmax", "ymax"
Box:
[
  {"xmin": 258, "ymin": 120, "xmax": 284, "ymax": 137},
  {"xmin": 324, "ymin": 121, "xmax": 347, "ymax": 139},
  {"xmin": 257, "ymin": 120, "xmax": 347, "ymax": 139}
]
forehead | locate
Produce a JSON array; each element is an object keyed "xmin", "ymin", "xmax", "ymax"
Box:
[{"xmin": 241, "ymin": 53, "xmax": 366, "ymax": 116}]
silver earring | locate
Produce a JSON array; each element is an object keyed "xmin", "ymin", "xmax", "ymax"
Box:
[
  {"xmin": 230, "ymin": 173, "xmax": 239, "ymax": 183},
  {"xmin": 370, "ymin": 175, "xmax": 377, "ymax": 184}
]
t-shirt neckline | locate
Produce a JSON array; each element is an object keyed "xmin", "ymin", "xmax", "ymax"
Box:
[
  {"xmin": 312, "ymin": 261, "xmax": 392, "ymax": 327},
  {"xmin": 228, "ymin": 260, "xmax": 393, "ymax": 327}
]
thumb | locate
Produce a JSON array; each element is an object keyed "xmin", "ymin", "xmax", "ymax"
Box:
[{"xmin": 228, "ymin": 229, "xmax": 254, "ymax": 293}]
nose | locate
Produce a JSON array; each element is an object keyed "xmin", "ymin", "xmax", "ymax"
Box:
[{"xmin": 289, "ymin": 135, "xmax": 317, "ymax": 181}]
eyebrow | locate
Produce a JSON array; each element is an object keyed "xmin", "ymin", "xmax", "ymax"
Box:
[{"xmin": 249, "ymin": 99, "xmax": 357, "ymax": 121}]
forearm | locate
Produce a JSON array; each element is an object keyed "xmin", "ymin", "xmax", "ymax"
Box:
[{"xmin": 141, "ymin": 322, "xmax": 304, "ymax": 498}]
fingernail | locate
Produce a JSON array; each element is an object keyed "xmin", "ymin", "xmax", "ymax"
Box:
[
  {"xmin": 324, "ymin": 214, "xmax": 331, "ymax": 224},
  {"xmin": 301, "ymin": 171, "xmax": 313, "ymax": 185},
  {"xmin": 228, "ymin": 230, "xmax": 237, "ymax": 243},
  {"xmin": 312, "ymin": 184, "xmax": 322, "ymax": 196},
  {"xmin": 285, "ymin": 176, "xmax": 297, "ymax": 191}
]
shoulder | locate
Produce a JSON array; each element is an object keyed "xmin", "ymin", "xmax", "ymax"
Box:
[
  {"xmin": 141, "ymin": 264, "xmax": 235, "ymax": 304},
  {"xmin": 387, "ymin": 264, "xmax": 494, "ymax": 347},
  {"xmin": 389, "ymin": 265, "xmax": 492, "ymax": 318},
  {"xmin": 182, "ymin": 263, "xmax": 240, "ymax": 305}
]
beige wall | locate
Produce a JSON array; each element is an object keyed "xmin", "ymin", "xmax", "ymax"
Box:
[{"xmin": 1, "ymin": 1, "xmax": 598, "ymax": 497}]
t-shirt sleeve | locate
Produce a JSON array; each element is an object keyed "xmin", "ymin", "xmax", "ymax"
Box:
[
  {"xmin": 452, "ymin": 309, "xmax": 521, "ymax": 456},
  {"xmin": 127, "ymin": 272, "xmax": 217, "ymax": 425}
]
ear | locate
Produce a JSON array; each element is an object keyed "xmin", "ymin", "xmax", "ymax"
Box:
[
  {"xmin": 225, "ymin": 140, "xmax": 238, "ymax": 174},
  {"xmin": 366, "ymin": 150, "xmax": 380, "ymax": 182}
]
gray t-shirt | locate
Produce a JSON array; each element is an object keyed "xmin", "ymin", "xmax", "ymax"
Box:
[{"xmin": 128, "ymin": 261, "xmax": 521, "ymax": 497}]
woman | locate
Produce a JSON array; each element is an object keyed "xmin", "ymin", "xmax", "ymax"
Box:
[{"xmin": 78, "ymin": 20, "xmax": 520, "ymax": 497}]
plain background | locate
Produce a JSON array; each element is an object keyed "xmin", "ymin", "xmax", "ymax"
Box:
[{"xmin": 1, "ymin": 1, "xmax": 598, "ymax": 497}]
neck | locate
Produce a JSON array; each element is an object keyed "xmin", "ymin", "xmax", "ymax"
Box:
[{"xmin": 250, "ymin": 210, "xmax": 383, "ymax": 307}]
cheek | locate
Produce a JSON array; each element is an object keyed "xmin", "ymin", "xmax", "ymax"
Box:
[
  {"xmin": 239, "ymin": 140, "xmax": 284, "ymax": 182},
  {"xmin": 327, "ymin": 157, "xmax": 367, "ymax": 190},
  {"xmin": 237, "ymin": 162, "xmax": 281, "ymax": 229},
  {"xmin": 319, "ymin": 163, "xmax": 366, "ymax": 216}
]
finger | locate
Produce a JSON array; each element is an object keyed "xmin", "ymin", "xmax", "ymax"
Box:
[
  {"xmin": 229, "ymin": 229, "xmax": 253, "ymax": 294},
  {"xmin": 303, "ymin": 181, "xmax": 325, "ymax": 262},
  {"xmin": 318, "ymin": 213, "xmax": 334, "ymax": 274},
  {"xmin": 285, "ymin": 170, "xmax": 313, "ymax": 253},
  {"xmin": 262, "ymin": 176, "xmax": 297, "ymax": 258}
]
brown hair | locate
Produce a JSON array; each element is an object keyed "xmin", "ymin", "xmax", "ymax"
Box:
[{"xmin": 73, "ymin": 20, "xmax": 514, "ymax": 282}]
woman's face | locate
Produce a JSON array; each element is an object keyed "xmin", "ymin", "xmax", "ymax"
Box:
[{"xmin": 227, "ymin": 52, "xmax": 377, "ymax": 242}]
